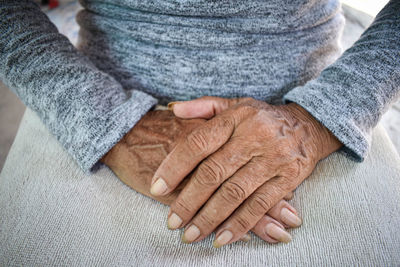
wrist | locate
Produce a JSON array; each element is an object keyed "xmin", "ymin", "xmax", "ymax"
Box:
[{"xmin": 284, "ymin": 103, "xmax": 342, "ymax": 161}]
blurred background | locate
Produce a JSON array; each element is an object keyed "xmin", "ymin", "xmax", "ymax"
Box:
[{"xmin": 0, "ymin": 0, "xmax": 398, "ymax": 171}]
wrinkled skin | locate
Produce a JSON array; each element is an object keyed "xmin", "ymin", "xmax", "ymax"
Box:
[
  {"xmin": 101, "ymin": 110, "xmax": 203, "ymax": 205},
  {"xmin": 101, "ymin": 110, "xmax": 303, "ymax": 244},
  {"xmin": 150, "ymin": 97, "xmax": 342, "ymax": 247}
]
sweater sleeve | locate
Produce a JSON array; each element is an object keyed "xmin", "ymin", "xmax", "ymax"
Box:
[
  {"xmin": 284, "ymin": 0, "xmax": 400, "ymax": 161},
  {"xmin": 0, "ymin": 0, "xmax": 158, "ymax": 171}
]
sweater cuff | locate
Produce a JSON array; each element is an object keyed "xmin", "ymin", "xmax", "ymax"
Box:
[
  {"xmin": 283, "ymin": 81, "xmax": 369, "ymax": 162},
  {"xmin": 76, "ymin": 90, "xmax": 157, "ymax": 172}
]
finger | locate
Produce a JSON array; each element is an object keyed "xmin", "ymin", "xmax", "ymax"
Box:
[
  {"xmin": 251, "ymin": 215, "xmax": 291, "ymax": 244},
  {"xmin": 150, "ymin": 109, "xmax": 240, "ymax": 196},
  {"xmin": 181, "ymin": 160, "xmax": 276, "ymax": 244},
  {"xmin": 239, "ymin": 233, "xmax": 251, "ymax": 242},
  {"xmin": 266, "ymin": 199, "xmax": 302, "ymax": 228},
  {"xmin": 251, "ymin": 199, "xmax": 301, "ymax": 243},
  {"xmin": 170, "ymin": 96, "xmax": 241, "ymax": 119},
  {"xmin": 213, "ymin": 176, "xmax": 291, "ymax": 248},
  {"xmin": 167, "ymin": 137, "xmax": 253, "ymax": 230},
  {"xmin": 283, "ymin": 191, "xmax": 294, "ymax": 201}
]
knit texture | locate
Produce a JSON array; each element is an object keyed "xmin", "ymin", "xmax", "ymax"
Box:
[
  {"xmin": 284, "ymin": 0, "xmax": 400, "ymax": 161},
  {"xmin": 0, "ymin": 1, "xmax": 158, "ymax": 171},
  {"xmin": 76, "ymin": 0, "xmax": 344, "ymax": 104},
  {"xmin": 0, "ymin": 0, "xmax": 399, "ymax": 170},
  {"xmin": 1, "ymin": 108, "xmax": 400, "ymax": 265}
]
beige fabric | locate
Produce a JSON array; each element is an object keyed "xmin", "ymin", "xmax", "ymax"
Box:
[{"xmin": 1, "ymin": 108, "xmax": 400, "ymax": 266}]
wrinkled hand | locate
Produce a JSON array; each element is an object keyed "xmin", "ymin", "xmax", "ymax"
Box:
[
  {"xmin": 101, "ymin": 110, "xmax": 303, "ymax": 244},
  {"xmin": 150, "ymin": 97, "xmax": 342, "ymax": 247},
  {"xmin": 101, "ymin": 110, "xmax": 204, "ymax": 205}
]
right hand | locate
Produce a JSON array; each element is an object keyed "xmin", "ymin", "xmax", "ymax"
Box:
[{"xmin": 101, "ymin": 110, "xmax": 302, "ymax": 244}]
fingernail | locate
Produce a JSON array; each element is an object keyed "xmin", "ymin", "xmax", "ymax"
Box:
[
  {"xmin": 213, "ymin": 230, "xmax": 233, "ymax": 248},
  {"xmin": 281, "ymin": 208, "xmax": 302, "ymax": 228},
  {"xmin": 182, "ymin": 225, "xmax": 200, "ymax": 243},
  {"xmin": 265, "ymin": 223, "xmax": 292, "ymax": 243},
  {"xmin": 167, "ymin": 102, "xmax": 179, "ymax": 110},
  {"xmin": 239, "ymin": 233, "xmax": 251, "ymax": 242},
  {"xmin": 167, "ymin": 213, "xmax": 182, "ymax": 230},
  {"xmin": 150, "ymin": 178, "xmax": 168, "ymax": 196}
]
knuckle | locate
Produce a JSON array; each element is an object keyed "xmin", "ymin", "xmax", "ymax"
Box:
[
  {"xmin": 186, "ymin": 128, "xmax": 209, "ymax": 154},
  {"xmin": 249, "ymin": 193, "xmax": 273, "ymax": 214},
  {"xmin": 235, "ymin": 215, "xmax": 252, "ymax": 232},
  {"xmin": 279, "ymin": 175, "xmax": 294, "ymax": 187},
  {"xmin": 221, "ymin": 181, "xmax": 246, "ymax": 203},
  {"xmin": 195, "ymin": 158, "xmax": 225, "ymax": 186},
  {"xmin": 281, "ymin": 161, "xmax": 302, "ymax": 180},
  {"xmin": 196, "ymin": 212, "xmax": 217, "ymax": 229},
  {"xmin": 216, "ymin": 116, "xmax": 234, "ymax": 130},
  {"xmin": 186, "ymin": 116, "xmax": 234, "ymax": 155},
  {"xmin": 173, "ymin": 197, "xmax": 193, "ymax": 216}
]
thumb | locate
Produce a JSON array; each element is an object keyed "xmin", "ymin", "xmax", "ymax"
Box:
[{"xmin": 169, "ymin": 96, "xmax": 240, "ymax": 119}]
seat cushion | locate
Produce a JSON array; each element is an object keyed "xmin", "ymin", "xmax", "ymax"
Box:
[{"xmin": 1, "ymin": 108, "xmax": 400, "ymax": 266}]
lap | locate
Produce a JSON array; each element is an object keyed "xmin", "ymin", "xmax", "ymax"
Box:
[{"xmin": 1, "ymin": 108, "xmax": 400, "ymax": 266}]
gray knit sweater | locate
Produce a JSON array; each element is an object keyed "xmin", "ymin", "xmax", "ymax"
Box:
[{"xmin": 0, "ymin": 0, "xmax": 399, "ymax": 171}]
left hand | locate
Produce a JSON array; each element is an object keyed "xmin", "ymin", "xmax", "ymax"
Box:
[{"xmin": 150, "ymin": 96, "xmax": 342, "ymax": 247}]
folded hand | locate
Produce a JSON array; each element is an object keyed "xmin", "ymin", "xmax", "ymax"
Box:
[
  {"xmin": 151, "ymin": 97, "xmax": 342, "ymax": 247},
  {"xmin": 102, "ymin": 109, "xmax": 304, "ymax": 244}
]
